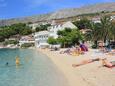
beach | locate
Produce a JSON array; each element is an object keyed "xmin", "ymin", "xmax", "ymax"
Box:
[{"xmin": 38, "ymin": 48, "xmax": 115, "ymax": 86}]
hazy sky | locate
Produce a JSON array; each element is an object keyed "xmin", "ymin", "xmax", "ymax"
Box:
[{"xmin": 0, "ymin": 0, "xmax": 115, "ymax": 19}]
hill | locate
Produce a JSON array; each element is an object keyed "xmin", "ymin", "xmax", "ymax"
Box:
[{"xmin": 0, "ymin": 2, "xmax": 115, "ymax": 26}]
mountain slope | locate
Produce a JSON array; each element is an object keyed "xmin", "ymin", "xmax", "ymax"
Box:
[
  {"xmin": 0, "ymin": 2, "xmax": 115, "ymax": 26},
  {"xmin": 49, "ymin": 2, "xmax": 115, "ymax": 19}
]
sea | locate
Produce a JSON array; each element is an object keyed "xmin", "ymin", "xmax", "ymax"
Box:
[{"xmin": 0, "ymin": 48, "xmax": 68, "ymax": 86}]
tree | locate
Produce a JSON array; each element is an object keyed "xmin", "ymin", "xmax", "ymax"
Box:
[
  {"xmin": 3, "ymin": 40, "xmax": 19, "ymax": 45},
  {"xmin": 0, "ymin": 23, "xmax": 33, "ymax": 42},
  {"xmin": 110, "ymin": 22, "xmax": 115, "ymax": 40},
  {"xmin": 47, "ymin": 37, "xmax": 57, "ymax": 45},
  {"xmin": 35, "ymin": 24, "xmax": 51, "ymax": 32},
  {"xmin": 73, "ymin": 18, "xmax": 92, "ymax": 29},
  {"xmin": 100, "ymin": 16, "xmax": 112, "ymax": 42},
  {"xmin": 84, "ymin": 16, "xmax": 114, "ymax": 48},
  {"xmin": 20, "ymin": 26, "xmax": 32, "ymax": 35},
  {"xmin": 36, "ymin": 27, "xmax": 41, "ymax": 32},
  {"xmin": 57, "ymin": 28, "xmax": 83, "ymax": 47}
]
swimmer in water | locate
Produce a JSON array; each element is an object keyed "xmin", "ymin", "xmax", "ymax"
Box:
[
  {"xmin": 16, "ymin": 56, "xmax": 20, "ymax": 65},
  {"xmin": 6, "ymin": 62, "xmax": 9, "ymax": 66}
]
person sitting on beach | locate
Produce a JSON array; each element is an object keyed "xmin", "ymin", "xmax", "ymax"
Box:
[
  {"xmin": 101, "ymin": 47, "xmax": 111, "ymax": 53},
  {"xmin": 72, "ymin": 58, "xmax": 100, "ymax": 67},
  {"xmin": 60, "ymin": 48, "xmax": 71, "ymax": 54},
  {"xmin": 80, "ymin": 43, "xmax": 88, "ymax": 52},
  {"xmin": 101, "ymin": 58, "xmax": 115, "ymax": 68},
  {"xmin": 73, "ymin": 46, "xmax": 83, "ymax": 55},
  {"xmin": 63, "ymin": 46, "xmax": 77, "ymax": 54},
  {"xmin": 106, "ymin": 49, "xmax": 115, "ymax": 55}
]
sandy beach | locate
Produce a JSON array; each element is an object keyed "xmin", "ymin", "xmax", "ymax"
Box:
[{"xmin": 38, "ymin": 48, "xmax": 115, "ymax": 86}]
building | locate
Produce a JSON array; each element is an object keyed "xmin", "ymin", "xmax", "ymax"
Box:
[
  {"xmin": 48, "ymin": 21, "xmax": 77, "ymax": 38},
  {"xmin": 110, "ymin": 16, "xmax": 115, "ymax": 20},
  {"xmin": 34, "ymin": 21, "xmax": 77, "ymax": 48},
  {"xmin": 19, "ymin": 36, "xmax": 35, "ymax": 46},
  {"xmin": 91, "ymin": 17, "xmax": 101, "ymax": 23},
  {"xmin": 34, "ymin": 31, "xmax": 49, "ymax": 48}
]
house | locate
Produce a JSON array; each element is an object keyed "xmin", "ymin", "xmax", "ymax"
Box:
[
  {"xmin": 19, "ymin": 36, "xmax": 35, "ymax": 46},
  {"xmin": 91, "ymin": 17, "xmax": 101, "ymax": 23},
  {"xmin": 34, "ymin": 21, "xmax": 77, "ymax": 48},
  {"xmin": 34, "ymin": 31, "xmax": 49, "ymax": 48},
  {"xmin": 110, "ymin": 16, "xmax": 115, "ymax": 20},
  {"xmin": 6, "ymin": 34, "xmax": 21, "ymax": 41},
  {"xmin": 48, "ymin": 21, "xmax": 77, "ymax": 38}
]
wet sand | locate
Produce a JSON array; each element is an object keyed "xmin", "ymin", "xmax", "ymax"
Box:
[{"xmin": 38, "ymin": 48, "xmax": 115, "ymax": 86}]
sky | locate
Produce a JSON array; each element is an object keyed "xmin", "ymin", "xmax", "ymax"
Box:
[{"xmin": 0, "ymin": 0, "xmax": 115, "ymax": 19}]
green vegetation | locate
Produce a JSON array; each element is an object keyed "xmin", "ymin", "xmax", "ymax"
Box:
[
  {"xmin": 21, "ymin": 43, "xmax": 34, "ymax": 48},
  {"xmin": 35, "ymin": 24, "xmax": 51, "ymax": 32},
  {"xmin": 77, "ymin": 12, "xmax": 100, "ymax": 17},
  {"xmin": 0, "ymin": 15, "xmax": 115, "ymax": 49},
  {"xmin": 77, "ymin": 11, "xmax": 110, "ymax": 18},
  {"xmin": 47, "ymin": 37, "xmax": 58, "ymax": 45},
  {"xmin": 79, "ymin": 16, "xmax": 115, "ymax": 48},
  {"xmin": 57, "ymin": 28, "xmax": 84, "ymax": 47},
  {"xmin": 0, "ymin": 23, "xmax": 32, "ymax": 42},
  {"xmin": 73, "ymin": 18, "xmax": 91, "ymax": 29},
  {"xmin": 3, "ymin": 40, "xmax": 19, "ymax": 45},
  {"xmin": 48, "ymin": 28, "xmax": 84, "ymax": 48}
]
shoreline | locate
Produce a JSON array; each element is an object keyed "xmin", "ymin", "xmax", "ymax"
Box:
[
  {"xmin": 38, "ymin": 48, "xmax": 90, "ymax": 86},
  {"xmin": 0, "ymin": 47, "xmax": 35, "ymax": 49},
  {"xmin": 38, "ymin": 48, "xmax": 115, "ymax": 86}
]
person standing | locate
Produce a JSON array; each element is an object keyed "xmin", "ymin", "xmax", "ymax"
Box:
[{"xmin": 16, "ymin": 56, "xmax": 20, "ymax": 65}]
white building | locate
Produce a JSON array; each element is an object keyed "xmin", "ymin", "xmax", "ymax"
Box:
[
  {"xmin": 34, "ymin": 31, "xmax": 49, "ymax": 48},
  {"xmin": 92, "ymin": 17, "xmax": 101, "ymax": 23},
  {"xmin": 48, "ymin": 21, "xmax": 77, "ymax": 38},
  {"xmin": 34, "ymin": 21, "xmax": 77, "ymax": 48},
  {"xmin": 110, "ymin": 16, "xmax": 115, "ymax": 20}
]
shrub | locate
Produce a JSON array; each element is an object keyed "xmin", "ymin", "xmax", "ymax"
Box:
[
  {"xmin": 21, "ymin": 43, "xmax": 34, "ymax": 48},
  {"xmin": 4, "ymin": 40, "xmax": 18, "ymax": 45},
  {"xmin": 47, "ymin": 37, "xmax": 57, "ymax": 45}
]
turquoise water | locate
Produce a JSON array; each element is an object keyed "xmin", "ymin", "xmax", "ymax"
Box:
[{"xmin": 0, "ymin": 49, "xmax": 68, "ymax": 86}]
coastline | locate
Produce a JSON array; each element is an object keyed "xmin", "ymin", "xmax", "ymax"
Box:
[
  {"xmin": 38, "ymin": 48, "xmax": 115, "ymax": 86},
  {"xmin": 38, "ymin": 48, "xmax": 90, "ymax": 86},
  {"xmin": 0, "ymin": 46, "xmax": 35, "ymax": 49}
]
